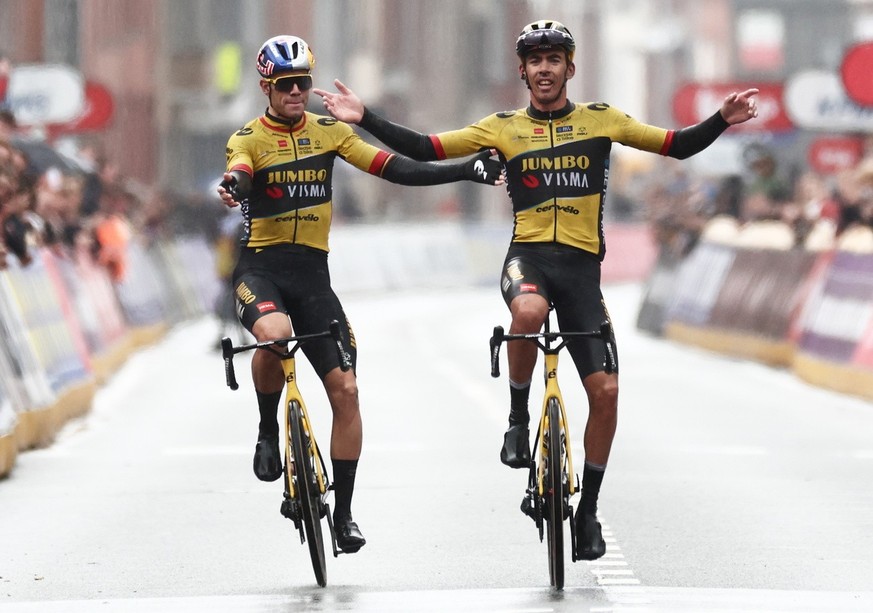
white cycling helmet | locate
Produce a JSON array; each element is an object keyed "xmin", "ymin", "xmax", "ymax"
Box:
[{"xmin": 256, "ymin": 35, "xmax": 315, "ymax": 77}]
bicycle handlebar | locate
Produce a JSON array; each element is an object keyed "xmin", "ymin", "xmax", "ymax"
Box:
[
  {"xmin": 221, "ymin": 320, "xmax": 352, "ymax": 391},
  {"xmin": 489, "ymin": 320, "xmax": 617, "ymax": 378}
]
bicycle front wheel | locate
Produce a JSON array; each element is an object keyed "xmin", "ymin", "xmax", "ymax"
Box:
[
  {"xmin": 545, "ymin": 397, "xmax": 565, "ymax": 590},
  {"xmin": 289, "ymin": 401, "xmax": 328, "ymax": 587}
]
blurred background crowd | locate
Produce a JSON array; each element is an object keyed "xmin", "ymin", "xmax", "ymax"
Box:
[
  {"xmin": 638, "ymin": 137, "xmax": 873, "ymax": 260},
  {"xmin": 0, "ymin": 87, "xmax": 208, "ymax": 279},
  {"xmin": 1, "ymin": 0, "xmax": 873, "ymax": 281}
]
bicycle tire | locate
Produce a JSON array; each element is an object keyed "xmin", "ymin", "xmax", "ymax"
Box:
[
  {"xmin": 289, "ymin": 400, "xmax": 328, "ymax": 587},
  {"xmin": 545, "ymin": 397, "xmax": 565, "ymax": 590}
]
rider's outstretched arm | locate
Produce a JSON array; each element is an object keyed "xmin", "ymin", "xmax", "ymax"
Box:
[
  {"xmin": 663, "ymin": 111, "xmax": 730, "ymax": 160},
  {"xmin": 359, "ymin": 108, "xmax": 440, "ymax": 161},
  {"xmin": 664, "ymin": 88, "xmax": 758, "ymax": 160},
  {"xmin": 378, "ymin": 150, "xmax": 499, "ymax": 186}
]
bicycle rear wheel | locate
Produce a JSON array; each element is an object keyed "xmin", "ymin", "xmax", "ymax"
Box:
[
  {"xmin": 545, "ymin": 397, "xmax": 565, "ymax": 590},
  {"xmin": 289, "ymin": 401, "xmax": 328, "ymax": 587}
]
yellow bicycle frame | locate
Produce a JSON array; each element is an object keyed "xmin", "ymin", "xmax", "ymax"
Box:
[
  {"xmin": 536, "ymin": 352, "xmax": 576, "ymax": 497},
  {"xmin": 281, "ymin": 355, "xmax": 328, "ymax": 498}
]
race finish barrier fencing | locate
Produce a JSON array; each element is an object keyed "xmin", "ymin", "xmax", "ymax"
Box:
[
  {"xmin": 638, "ymin": 217, "xmax": 873, "ymax": 402},
  {"xmin": 0, "ymin": 236, "xmax": 221, "ymax": 478},
  {"xmin": 0, "ymin": 221, "xmax": 654, "ymax": 478}
]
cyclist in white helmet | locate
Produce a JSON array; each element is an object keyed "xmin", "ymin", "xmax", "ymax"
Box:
[{"xmin": 217, "ymin": 35, "xmax": 503, "ymax": 554}]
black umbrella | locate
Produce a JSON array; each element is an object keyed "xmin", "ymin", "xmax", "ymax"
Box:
[{"xmin": 10, "ymin": 137, "xmax": 81, "ymax": 176}]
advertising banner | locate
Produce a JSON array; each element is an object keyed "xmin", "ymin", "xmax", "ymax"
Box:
[
  {"xmin": 114, "ymin": 241, "xmax": 169, "ymax": 326},
  {"xmin": 672, "ymin": 81, "xmax": 793, "ymax": 133},
  {"xmin": 796, "ymin": 252, "xmax": 873, "ymax": 364},
  {"xmin": 6, "ymin": 249, "xmax": 89, "ymax": 393},
  {"xmin": 153, "ymin": 239, "xmax": 217, "ymax": 322},
  {"xmin": 5, "ymin": 64, "xmax": 85, "ymax": 125},
  {"xmin": 707, "ymin": 249, "xmax": 819, "ymax": 339},
  {"xmin": 53, "ymin": 253, "xmax": 105, "ymax": 356},
  {"xmin": 74, "ymin": 249, "xmax": 128, "ymax": 351},
  {"xmin": 0, "ymin": 273, "xmax": 54, "ymax": 410},
  {"xmin": 840, "ymin": 41, "xmax": 873, "ymax": 107},
  {"xmin": 3, "ymin": 250, "xmax": 91, "ymax": 393},
  {"xmin": 784, "ymin": 70, "xmax": 873, "ymax": 132},
  {"xmin": 665, "ymin": 242, "xmax": 737, "ymax": 326}
]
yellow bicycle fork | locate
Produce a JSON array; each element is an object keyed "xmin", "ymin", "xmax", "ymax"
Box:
[
  {"xmin": 281, "ymin": 356, "xmax": 328, "ymax": 498},
  {"xmin": 536, "ymin": 352, "xmax": 576, "ymax": 498}
]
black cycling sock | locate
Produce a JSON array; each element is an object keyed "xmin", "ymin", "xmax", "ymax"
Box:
[
  {"xmin": 580, "ymin": 461, "xmax": 606, "ymax": 515},
  {"xmin": 332, "ymin": 459, "xmax": 358, "ymax": 523},
  {"xmin": 256, "ymin": 390, "xmax": 282, "ymax": 438},
  {"xmin": 509, "ymin": 380, "xmax": 531, "ymax": 426}
]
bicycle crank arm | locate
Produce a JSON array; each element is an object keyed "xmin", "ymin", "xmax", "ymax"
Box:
[{"xmin": 325, "ymin": 508, "xmax": 340, "ymax": 558}]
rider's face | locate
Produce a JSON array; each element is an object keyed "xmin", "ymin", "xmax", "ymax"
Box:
[
  {"xmin": 520, "ymin": 50, "xmax": 575, "ymax": 110},
  {"xmin": 261, "ymin": 77, "xmax": 309, "ymax": 123}
]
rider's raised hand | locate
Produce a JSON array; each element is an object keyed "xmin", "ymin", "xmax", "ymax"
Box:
[
  {"xmin": 464, "ymin": 149, "xmax": 505, "ymax": 186},
  {"xmin": 720, "ymin": 88, "xmax": 759, "ymax": 125},
  {"xmin": 312, "ymin": 79, "xmax": 365, "ymax": 124}
]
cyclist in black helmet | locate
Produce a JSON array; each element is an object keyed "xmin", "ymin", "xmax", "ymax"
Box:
[
  {"xmin": 217, "ymin": 34, "xmax": 503, "ymax": 555},
  {"xmin": 315, "ymin": 19, "xmax": 758, "ymax": 561}
]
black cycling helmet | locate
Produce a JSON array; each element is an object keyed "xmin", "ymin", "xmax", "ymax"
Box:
[{"xmin": 516, "ymin": 20, "xmax": 576, "ymax": 62}]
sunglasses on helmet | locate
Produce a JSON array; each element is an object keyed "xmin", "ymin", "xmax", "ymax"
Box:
[
  {"xmin": 516, "ymin": 29, "xmax": 574, "ymax": 53},
  {"xmin": 265, "ymin": 74, "xmax": 313, "ymax": 93}
]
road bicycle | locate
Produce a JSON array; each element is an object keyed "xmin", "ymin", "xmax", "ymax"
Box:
[
  {"xmin": 489, "ymin": 312, "xmax": 616, "ymax": 590},
  {"xmin": 221, "ymin": 320, "xmax": 351, "ymax": 587}
]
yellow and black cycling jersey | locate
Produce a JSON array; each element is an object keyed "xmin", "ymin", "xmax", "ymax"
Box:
[
  {"xmin": 429, "ymin": 102, "xmax": 670, "ymax": 258},
  {"xmin": 225, "ymin": 111, "xmax": 393, "ymax": 252}
]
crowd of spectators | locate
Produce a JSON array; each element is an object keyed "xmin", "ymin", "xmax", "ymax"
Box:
[
  {"xmin": 0, "ymin": 100, "xmax": 219, "ymax": 282},
  {"xmin": 1, "ymin": 112, "xmax": 129, "ymax": 279},
  {"xmin": 642, "ymin": 139, "xmax": 873, "ymax": 259}
]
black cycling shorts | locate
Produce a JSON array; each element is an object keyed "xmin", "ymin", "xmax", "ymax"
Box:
[
  {"xmin": 499, "ymin": 242, "xmax": 618, "ymax": 379},
  {"xmin": 232, "ymin": 244, "xmax": 357, "ymax": 379}
]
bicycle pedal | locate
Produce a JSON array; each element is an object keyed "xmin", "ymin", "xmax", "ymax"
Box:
[
  {"xmin": 280, "ymin": 498, "xmax": 301, "ymax": 523},
  {"xmin": 520, "ymin": 495, "xmax": 536, "ymax": 522}
]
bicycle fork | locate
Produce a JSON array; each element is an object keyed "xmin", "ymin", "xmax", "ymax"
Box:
[
  {"xmin": 523, "ymin": 352, "xmax": 580, "ymax": 544},
  {"xmin": 279, "ymin": 357, "xmax": 330, "ymax": 523},
  {"xmin": 536, "ymin": 353, "xmax": 576, "ymax": 499}
]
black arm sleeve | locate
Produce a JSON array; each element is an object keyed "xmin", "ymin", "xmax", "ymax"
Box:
[
  {"xmin": 665, "ymin": 111, "xmax": 730, "ymax": 160},
  {"xmin": 359, "ymin": 107, "xmax": 440, "ymax": 161},
  {"xmin": 379, "ymin": 154, "xmax": 465, "ymax": 186}
]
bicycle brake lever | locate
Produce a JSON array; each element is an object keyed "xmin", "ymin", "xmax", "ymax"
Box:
[
  {"xmin": 329, "ymin": 320, "xmax": 352, "ymax": 372},
  {"xmin": 221, "ymin": 337, "xmax": 239, "ymax": 390},
  {"xmin": 490, "ymin": 326, "xmax": 504, "ymax": 378}
]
